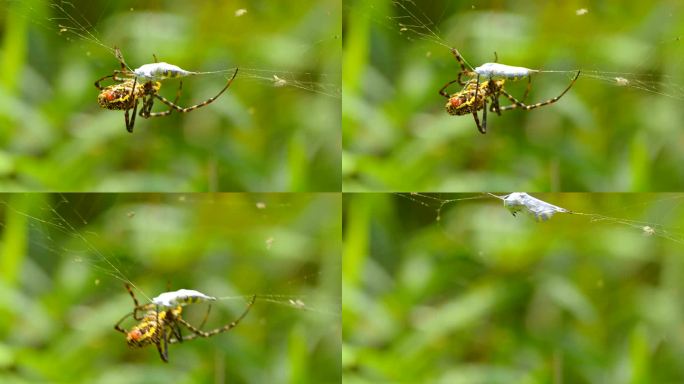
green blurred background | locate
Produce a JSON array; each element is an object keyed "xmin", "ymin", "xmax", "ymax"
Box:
[
  {"xmin": 343, "ymin": 0, "xmax": 684, "ymax": 191},
  {"xmin": 343, "ymin": 193, "xmax": 684, "ymax": 383},
  {"xmin": 0, "ymin": 0, "xmax": 341, "ymax": 192},
  {"xmin": 0, "ymin": 193, "xmax": 341, "ymax": 383}
]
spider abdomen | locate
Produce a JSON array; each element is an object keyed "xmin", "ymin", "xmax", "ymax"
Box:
[
  {"xmin": 445, "ymin": 80, "xmax": 504, "ymax": 116},
  {"xmin": 97, "ymin": 81, "xmax": 161, "ymax": 110},
  {"xmin": 126, "ymin": 311, "xmax": 162, "ymax": 347},
  {"xmin": 126, "ymin": 307, "xmax": 182, "ymax": 348}
]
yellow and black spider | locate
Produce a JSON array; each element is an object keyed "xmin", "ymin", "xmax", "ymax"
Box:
[
  {"xmin": 439, "ymin": 48, "xmax": 580, "ymax": 134},
  {"xmin": 94, "ymin": 48, "xmax": 238, "ymax": 133},
  {"xmin": 114, "ymin": 284, "xmax": 256, "ymax": 362}
]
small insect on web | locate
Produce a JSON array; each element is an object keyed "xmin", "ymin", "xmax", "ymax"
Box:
[
  {"xmin": 94, "ymin": 47, "xmax": 238, "ymax": 133},
  {"xmin": 114, "ymin": 284, "xmax": 256, "ymax": 362},
  {"xmin": 440, "ymin": 49, "xmax": 581, "ymax": 134}
]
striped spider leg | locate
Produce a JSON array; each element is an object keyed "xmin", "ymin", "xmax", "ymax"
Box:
[
  {"xmin": 170, "ymin": 295, "xmax": 256, "ymax": 344},
  {"xmin": 495, "ymin": 70, "xmax": 580, "ymax": 113},
  {"xmin": 142, "ymin": 67, "xmax": 237, "ymax": 118}
]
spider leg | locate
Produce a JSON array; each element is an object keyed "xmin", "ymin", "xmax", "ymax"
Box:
[
  {"xmin": 489, "ymin": 83, "xmax": 502, "ymax": 116},
  {"xmin": 481, "ymin": 94, "xmax": 488, "ymax": 134},
  {"xmin": 489, "ymin": 96, "xmax": 502, "ymax": 115},
  {"xmin": 173, "ymin": 80, "xmax": 183, "ymax": 105},
  {"xmin": 152, "ymin": 68, "xmax": 238, "ymax": 115},
  {"xmin": 140, "ymin": 80, "xmax": 183, "ymax": 119},
  {"xmin": 450, "ymin": 48, "xmax": 473, "ymax": 86},
  {"xmin": 471, "ymin": 111, "xmax": 484, "ymax": 135},
  {"xmin": 521, "ymin": 75, "xmax": 532, "ymax": 103},
  {"xmin": 488, "ymin": 92, "xmax": 501, "ymax": 114},
  {"xmin": 139, "ymin": 92, "xmax": 156, "ymax": 118},
  {"xmin": 473, "ymin": 73, "xmax": 480, "ymax": 109},
  {"xmin": 493, "ymin": 51, "xmax": 498, "ymax": 62},
  {"xmin": 457, "ymin": 72, "xmax": 468, "ymax": 87},
  {"xmin": 198, "ymin": 304, "xmax": 212, "ymax": 330},
  {"xmin": 125, "ymin": 77, "xmax": 139, "ymax": 133},
  {"xmin": 450, "ymin": 48, "xmax": 469, "ymax": 71},
  {"xmin": 124, "ymin": 284, "xmax": 139, "ymax": 306},
  {"xmin": 498, "ymin": 70, "xmax": 580, "ymax": 112},
  {"xmin": 114, "ymin": 46, "xmax": 127, "ymax": 70},
  {"xmin": 114, "ymin": 311, "xmax": 134, "ymax": 334},
  {"xmin": 123, "ymin": 283, "xmax": 148, "ymax": 321},
  {"xmin": 153, "ymin": 307, "xmax": 170, "ymax": 362},
  {"xmin": 124, "ymin": 109, "xmax": 131, "ymax": 130},
  {"xmin": 438, "ymin": 79, "xmax": 461, "ymax": 99},
  {"xmin": 170, "ymin": 294, "xmax": 256, "ymax": 343},
  {"xmin": 114, "ymin": 47, "xmax": 134, "ymax": 79},
  {"xmin": 473, "ymin": 74, "xmax": 487, "ymax": 133},
  {"xmin": 172, "ymin": 321, "xmax": 184, "ymax": 344},
  {"xmin": 155, "ymin": 342, "xmax": 166, "ymax": 362},
  {"xmin": 113, "ymin": 70, "xmax": 134, "ymax": 82},
  {"xmin": 112, "ymin": 47, "xmax": 134, "ymax": 81},
  {"xmin": 94, "ymin": 74, "xmax": 117, "ymax": 90},
  {"xmin": 156, "ymin": 331, "xmax": 169, "ymax": 363}
]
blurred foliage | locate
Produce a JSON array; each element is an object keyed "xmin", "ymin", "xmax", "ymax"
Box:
[
  {"xmin": 0, "ymin": 193, "xmax": 341, "ymax": 383},
  {"xmin": 343, "ymin": 0, "xmax": 684, "ymax": 191},
  {"xmin": 0, "ymin": 0, "xmax": 341, "ymax": 192},
  {"xmin": 343, "ymin": 193, "xmax": 684, "ymax": 383}
]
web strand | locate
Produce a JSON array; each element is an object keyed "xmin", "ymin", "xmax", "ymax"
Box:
[
  {"xmin": 399, "ymin": 193, "xmax": 684, "ymax": 246},
  {"xmin": 380, "ymin": 0, "xmax": 684, "ymax": 101}
]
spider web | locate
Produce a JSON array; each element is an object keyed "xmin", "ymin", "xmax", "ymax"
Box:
[
  {"xmin": 352, "ymin": 0, "xmax": 684, "ymax": 101},
  {"xmin": 0, "ymin": 193, "xmax": 340, "ymax": 314},
  {"xmin": 343, "ymin": 193, "xmax": 684, "ymax": 382},
  {"xmin": 398, "ymin": 192, "xmax": 684, "ymax": 246},
  {"xmin": 0, "ymin": 193, "xmax": 340, "ymax": 377},
  {"xmin": 6, "ymin": 0, "xmax": 341, "ymax": 99}
]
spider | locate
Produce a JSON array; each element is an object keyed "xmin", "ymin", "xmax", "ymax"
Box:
[
  {"xmin": 439, "ymin": 48, "xmax": 581, "ymax": 134},
  {"xmin": 114, "ymin": 283, "xmax": 256, "ymax": 362},
  {"xmin": 95, "ymin": 48, "xmax": 238, "ymax": 133}
]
